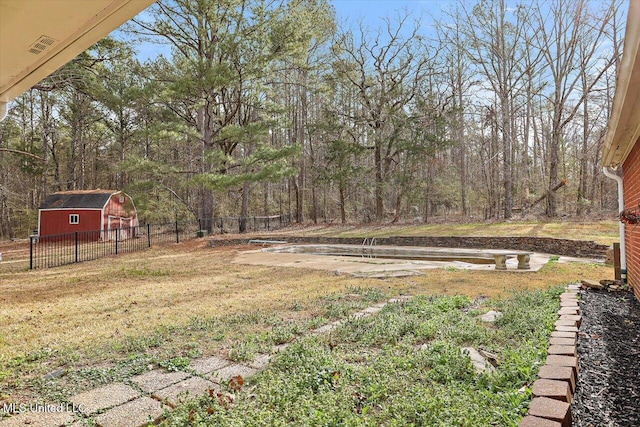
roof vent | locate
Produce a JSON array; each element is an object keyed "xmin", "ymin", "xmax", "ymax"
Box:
[{"xmin": 28, "ymin": 36, "xmax": 57, "ymax": 55}]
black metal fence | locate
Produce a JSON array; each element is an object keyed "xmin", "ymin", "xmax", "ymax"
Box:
[
  {"xmin": 29, "ymin": 221, "xmax": 199, "ymax": 269},
  {"xmin": 28, "ymin": 214, "xmax": 292, "ymax": 269},
  {"xmin": 200, "ymin": 214, "xmax": 292, "ymax": 234}
]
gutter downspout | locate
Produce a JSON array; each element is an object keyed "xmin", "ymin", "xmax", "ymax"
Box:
[{"xmin": 602, "ymin": 166, "xmax": 626, "ymax": 283}]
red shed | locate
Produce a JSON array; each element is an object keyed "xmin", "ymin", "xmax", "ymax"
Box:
[{"xmin": 38, "ymin": 190, "xmax": 137, "ymax": 240}]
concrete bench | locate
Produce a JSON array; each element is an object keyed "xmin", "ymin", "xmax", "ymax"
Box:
[{"xmin": 492, "ymin": 252, "xmax": 532, "ymax": 270}]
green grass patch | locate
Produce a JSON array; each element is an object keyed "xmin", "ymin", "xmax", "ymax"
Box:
[
  {"xmin": 1, "ymin": 287, "xmax": 388, "ymax": 404},
  {"xmin": 161, "ymin": 288, "xmax": 562, "ymax": 426}
]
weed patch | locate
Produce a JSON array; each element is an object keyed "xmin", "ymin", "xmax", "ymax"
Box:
[{"xmin": 162, "ymin": 288, "xmax": 561, "ymax": 426}]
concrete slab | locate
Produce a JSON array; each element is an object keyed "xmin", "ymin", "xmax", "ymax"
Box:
[
  {"xmin": 94, "ymin": 397, "xmax": 163, "ymax": 427},
  {"xmin": 70, "ymin": 382, "xmax": 140, "ymax": 415},
  {"xmin": 130, "ymin": 370, "xmax": 190, "ymax": 393},
  {"xmin": 0, "ymin": 410, "xmax": 75, "ymax": 427},
  {"xmin": 189, "ymin": 356, "xmax": 232, "ymax": 375},
  {"xmin": 232, "ymin": 245, "xmax": 553, "ymax": 277},
  {"xmin": 153, "ymin": 376, "xmax": 218, "ymax": 408}
]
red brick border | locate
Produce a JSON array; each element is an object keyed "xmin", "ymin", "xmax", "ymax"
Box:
[{"xmin": 519, "ymin": 284, "xmax": 580, "ymax": 427}]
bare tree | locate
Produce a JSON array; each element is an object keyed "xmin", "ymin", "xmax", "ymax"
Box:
[
  {"xmin": 532, "ymin": 0, "xmax": 619, "ymax": 217},
  {"xmin": 330, "ymin": 13, "xmax": 436, "ymax": 221}
]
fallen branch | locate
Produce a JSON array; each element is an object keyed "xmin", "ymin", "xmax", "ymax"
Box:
[
  {"xmin": 0, "ymin": 148, "xmax": 44, "ymax": 161},
  {"xmin": 529, "ymin": 179, "xmax": 567, "ymax": 209}
]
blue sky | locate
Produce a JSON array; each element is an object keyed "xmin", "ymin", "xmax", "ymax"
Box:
[
  {"xmin": 117, "ymin": 0, "xmax": 454, "ymax": 62},
  {"xmin": 331, "ymin": 0, "xmax": 446, "ymax": 22}
]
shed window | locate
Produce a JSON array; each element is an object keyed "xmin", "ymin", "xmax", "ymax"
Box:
[{"xmin": 69, "ymin": 214, "xmax": 79, "ymax": 224}]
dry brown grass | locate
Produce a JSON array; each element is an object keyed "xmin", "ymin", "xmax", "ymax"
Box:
[
  {"xmin": 1, "ymin": 239, "xmax": 611, "ymax": 367},
  {"xmin": 283, "ymin": 220, "xmax": 619, "ymax": 245}
]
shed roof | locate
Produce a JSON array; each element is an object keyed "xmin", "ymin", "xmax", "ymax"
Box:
[{"xmin": 39, "ymin": 190, "xmax": 118, "ymax": 210}]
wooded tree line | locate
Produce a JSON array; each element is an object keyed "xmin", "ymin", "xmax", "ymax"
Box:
[{"xmin": 0, "ymin": 0, "xmax": 625, "ymax": 238}]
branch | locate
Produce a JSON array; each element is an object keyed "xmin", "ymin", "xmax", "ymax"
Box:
[{"xmin": 0, "ymin": 148, "xmax": 45, "ymax": 161}]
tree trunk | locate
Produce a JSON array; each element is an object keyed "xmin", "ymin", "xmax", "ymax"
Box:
[{"xmin": 375, "ymin": 142, "xmax": 384, "ymax": 221}]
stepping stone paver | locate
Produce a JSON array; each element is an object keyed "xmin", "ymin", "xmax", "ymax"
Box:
[
  {"xmin": 273, "ymin": 343, "xmax": 289, "ymax": 353},
  {"xmin": 94, "ymin": 397, "xmax": 163, "ymax": 427},
  {"xmin": 0, "ymin": 410, "xmax": 75, "ymax": 427},
  {"xmin": 153, "ymin": 376, "xmax": 218, "ymax": 408},
  {"xmin": 352, "ymin": 311, "xmax": 371, "ymax": 319},
  {"xmin": 189, "ymin": 356, "xmax": 232, "ymax": 375},
  {"xmin": 557, "ymin": 307, "xmax": 580, "ymax": 315},
  {"xmin": 312, "ymin": 323, "xmax": 338, "ymax": 334},
  {"xmin": 130, "ymin": 369, "xmax": 190, "ymax": 393},
  {"xmin": 209, "ymin": 364, "xmax": 258, "ymax": 383},
  {"xmin": 388, "ymin": 296, "xmax": 412, "ymax": 303},
  {"xmin": 361, "ymin": 305, "xmax": 384, "ymax": 314},
  {"xmin": 71, "ymin": 382, "xmax": 140, "ymax": 415},
  {"xmin": 518, "ymin": 415, "xmax": 562, "ymax": 427},
  {"xmin": 249, "ymin": 353, "xmax": 271, "ymax": 369}
]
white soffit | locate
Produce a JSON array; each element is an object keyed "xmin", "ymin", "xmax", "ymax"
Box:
[{"xmin": 0, "ymin": 0, "xmax": 154, "ymax": 106}]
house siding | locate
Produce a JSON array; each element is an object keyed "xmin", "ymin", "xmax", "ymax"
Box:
[{"xmin": 623, "ymin": 139, "xmax": 640, "ymax": 300}]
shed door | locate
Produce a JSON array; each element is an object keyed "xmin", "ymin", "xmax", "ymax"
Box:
[{"xmin": 107, "ymin": 216, "xmax": 120, "ymax": 240}]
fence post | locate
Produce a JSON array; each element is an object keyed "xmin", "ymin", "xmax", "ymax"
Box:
[
  {"xmin": 175, "ymin": 220, "xmax": 179, "ymax": 243},
  {"xmin": 267, "ymin": 216, "xmax": 270, "ymax": 231},
  {"xmin": 75, "ymin": 231, "xmax": 79, "ymax": 263},
  {"xmin": 29, "ymin": 235, "xmax": 34, "ymax": 270},
  {"xmin": 147, "ymin": 223, "xmax": 151, "ymax": 248},
  {"xmin": 115, "ymin": 228, "xmax": 119, "ymax": 254}
]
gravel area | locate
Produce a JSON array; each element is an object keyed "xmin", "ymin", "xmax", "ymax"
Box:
[{"xmin": 572, "ymin": 288, "xmax": 640, "ymax": 427}]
